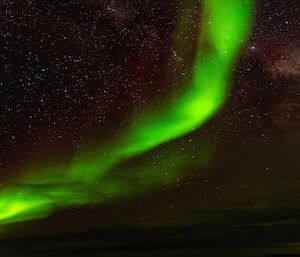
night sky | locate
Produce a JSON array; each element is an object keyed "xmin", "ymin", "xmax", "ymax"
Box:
[{"xmin": 0, "ymin": 0, "xmax": 299, "ymax": 257}]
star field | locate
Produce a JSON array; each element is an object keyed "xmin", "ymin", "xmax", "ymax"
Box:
[{"xmin": 0, "ymin": 0, "xmax": 299, "ymax": 256}]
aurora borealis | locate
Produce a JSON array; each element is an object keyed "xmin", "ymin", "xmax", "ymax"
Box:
[
  {"xmin": 0, "ymin": 0, "xmax": 253, "ymax": 227},
  {"xmin": 1, "ymin": 0, "xmax": 299, "ymax": 256}
]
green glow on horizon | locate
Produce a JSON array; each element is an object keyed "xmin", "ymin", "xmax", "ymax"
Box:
[
  {"xmin": 0, "ymin": 0, "xmax": 254, "ymax": 227},
  {"xmin": 0, "ymin": 192, "xmax": 51, "ymax": 224}
]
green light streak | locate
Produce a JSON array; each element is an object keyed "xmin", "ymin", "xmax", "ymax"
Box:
[{"xmin": 0, "ymin": 0, "xmax": 254, "ymax": 227}]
